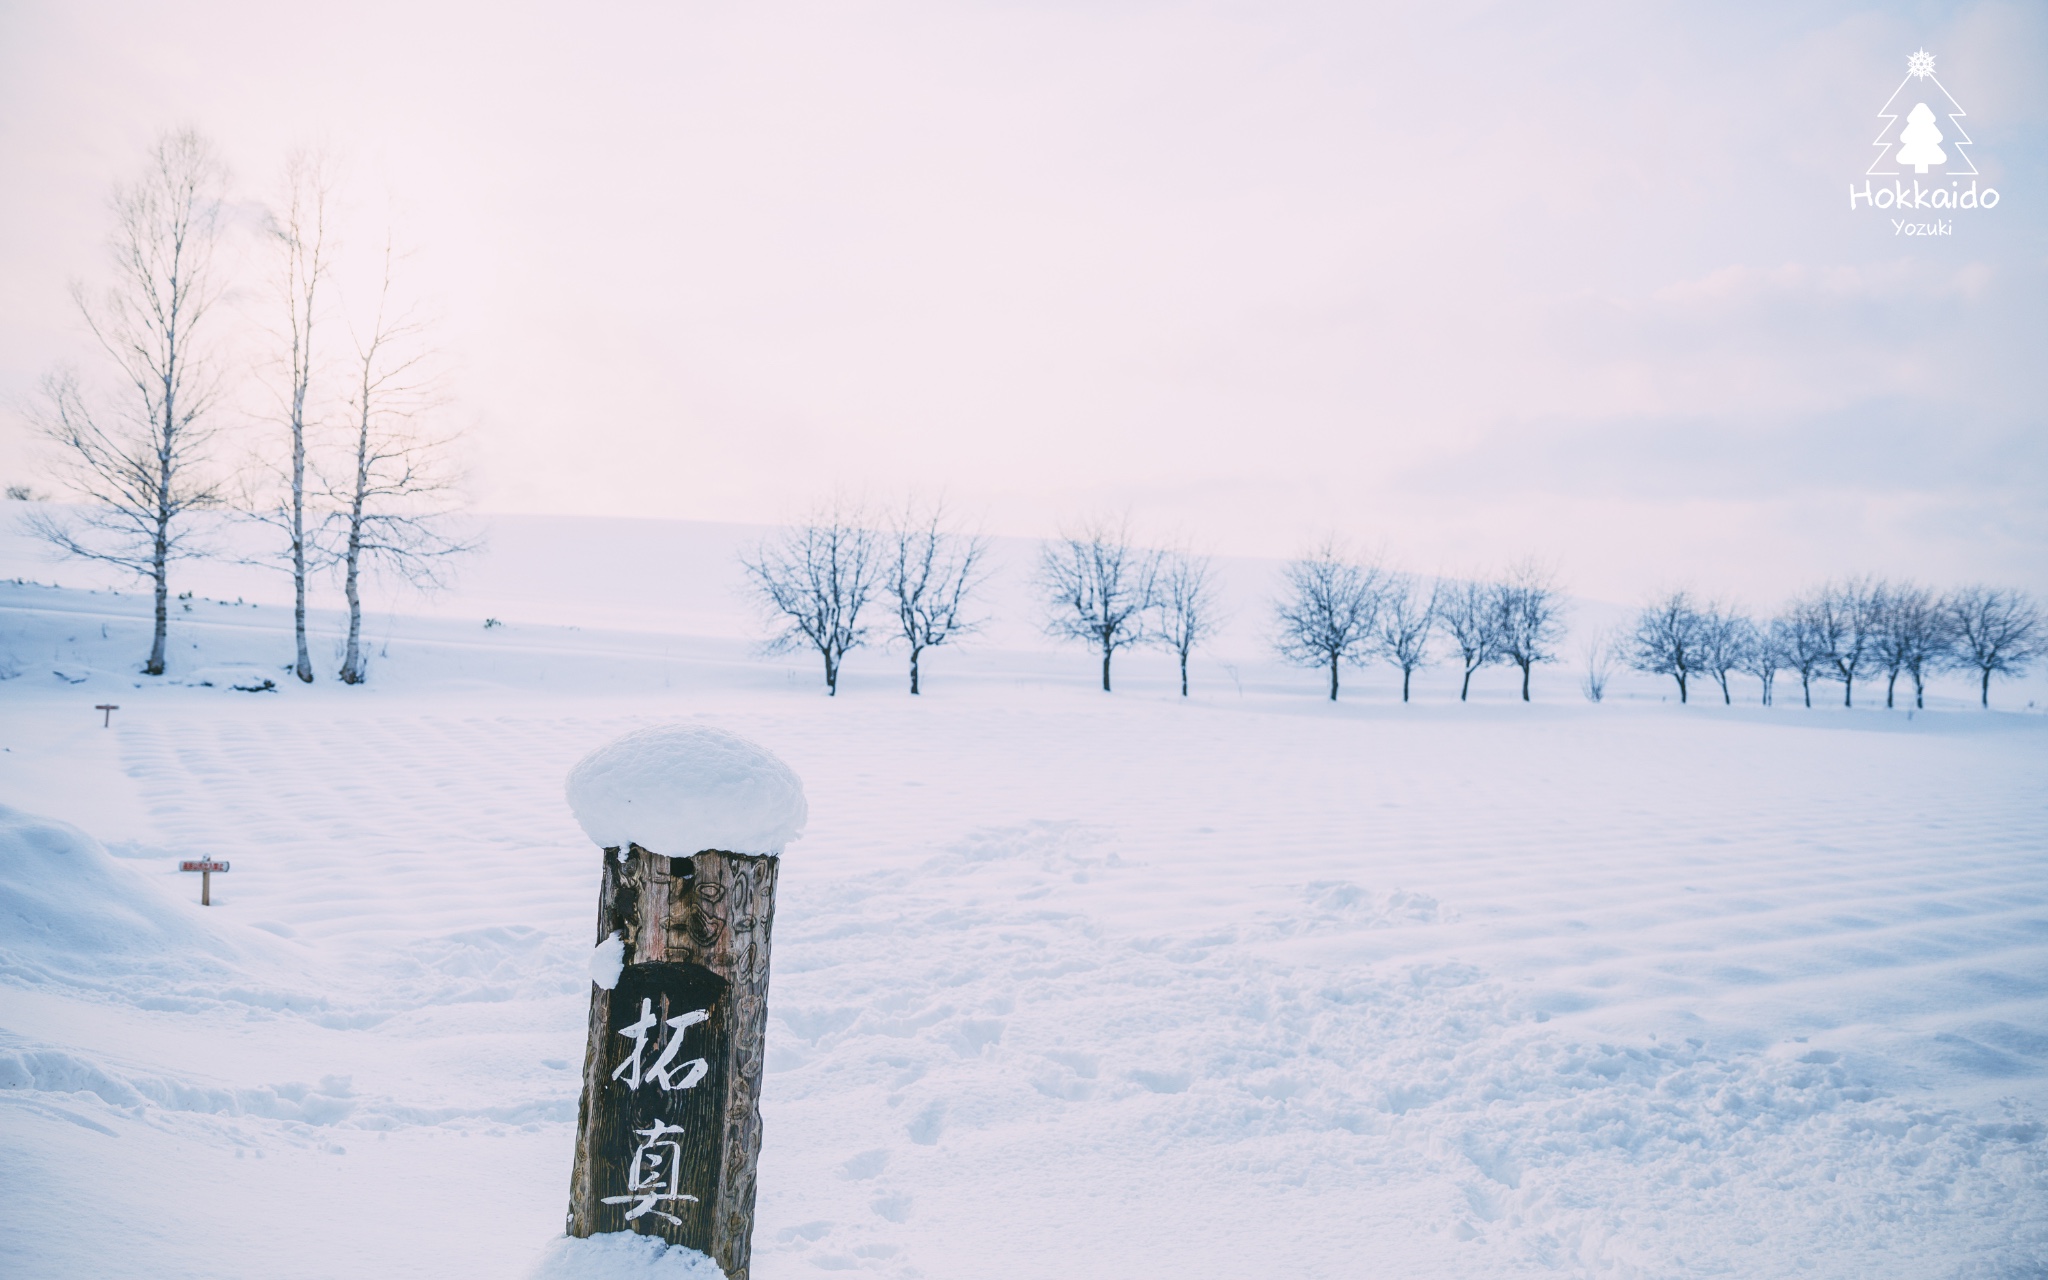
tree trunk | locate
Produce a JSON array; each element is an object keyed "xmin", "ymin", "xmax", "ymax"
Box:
[
  {"xmin": 292, "ymin": 431, "xmax": 312, "ymax": 683},
  {"xmin": 1801, "ymin": 673, "xmax": 1811, "ymax": 708},
  {"xmin": 148, "ymin": 536, "xmax": 169, "ymax": 676},
  {"xmin": 339, "ymin": 427, "xmax": 369, "ymax": 684},
  {"xmin": 1719, "ymin": 674, "xmax": 1731, "ymax": 705},
  {"xmin": 1401, "ymin": 668, "xmax": 1412, "ymax": 703},
  {"xmin": 1843, "ymin": 676, "xmax": 1854, "ymax": 708},
  {"xmin": 1981, "ymin": 667, "xmax": 1991, "ymax": 708},
  {"xmin": 908, "ymin": 646, "xmax": 921, "ymax": 696},
  {"xmin": 147, "ymin": 385, "xmax": 173, "ymax": 677},
  {"xmin": 1327, "ymin": 654, "xmax": 1339, "ymax": 701},
  {"xmin": 569, "ymin": 845, "xmax": 778, "ymax": 1280},
  {"xmin": 1676, "ymin": 672, "xmax": 1687, "ymax": 704},
  {"xmin": 824, "ymin": 651, "xmax": 838, "ymax": 696},
  {"xmin": 340, "ymin": 540, "xmax": 364, "ymax": 683},
  {"xmin": 1912, "ymin": 670, "xmax": 1924, "ymax": 709},
  {"xmin": 1519, "ymin": 660, "xmax": 1531, "ymax": 702},
  {"xmin": 1179, "ymin": 650, "xmax": 1188, "ymax": 697},
  {"xmin": 1101, "ymin": 648, "xmax": 1112, "ymax": 693},
  {"xmin": 1885, "ymin": 672, "xmax": 1897, "ymax": 709}
]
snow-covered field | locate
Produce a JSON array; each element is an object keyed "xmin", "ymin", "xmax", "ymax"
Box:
[{"xmin": 3, "ymin": 512, "xmax": 2046, "ymax": 1279}]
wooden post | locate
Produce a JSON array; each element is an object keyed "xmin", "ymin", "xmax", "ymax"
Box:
[
  {"xmin": 567, "ymin": 842, "xmax": 779, "ymax": 1278},
  {"xmin": 96, "ymin": 703, "xmax": 119, "ymax": 727},
  {"xmin": 179, "ymin": 859, "xmax": 229, "ymax": 905}
]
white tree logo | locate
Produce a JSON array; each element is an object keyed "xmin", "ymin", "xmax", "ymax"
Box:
[
  {"xmin": 1894, "ymin": 103, "xmax": 1945, "ymax": 173},
  {"xmin": 1868, "ymin": 49, "xmax": 1975, "ymax": 176}
]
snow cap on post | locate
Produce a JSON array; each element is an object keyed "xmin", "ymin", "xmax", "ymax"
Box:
[{"xmin": 566, "ymin": 724, "xmax": 807, "ymax": 856}]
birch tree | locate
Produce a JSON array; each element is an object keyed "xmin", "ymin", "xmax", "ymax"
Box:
[
  {"xmin": 326, "ymin": 241, "xmax": 473, "ymax": 683},
  {"xmin": 1039, "ymin": 516, "xmax": 1156, "ymax": 693},
  {"xmin": 884, "ymin": 499, "xmax": 989, "ymax": 695},
  {"xmin": 28, "ymin": 130, "xmax": 230, "ymax": 676},
  {"xmin": 248, "ymin": 148, "xmax": 336, "ymax": 683}
]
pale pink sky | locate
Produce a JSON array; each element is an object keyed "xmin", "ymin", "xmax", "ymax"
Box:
[{"xmin": 2, "ymin": 0, "xmax": 2043, "ymax": 604}]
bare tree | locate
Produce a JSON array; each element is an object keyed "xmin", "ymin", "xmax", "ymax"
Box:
[
  {"xmin": 1272, "ymin": 539, "xmax": 1385, "ymax": 701},
  {"xmin": 743, "ymin": 498, "xmax": 880, "ymax": 696},
  {"xmin": 247, "ymin": 148, "xmax": 337, "ymax": 683},
  {"xmin": 1811, "ymin": 577, "xmax": 1882, "ymax": 707},
  {"xmin": 27, "ymin": 130, "xmax": 230, "ymax": 676},
  {"xmin": 1376, "ymin": 573, "xmax": 1436, "ymax": 702},
  {"xmin": 1696, "ymin": 603, "xmax": 1748, "ymax": 706},
  {"xmin": 1436, "ymin": 577, "xmax": 1503, "ymax": 702},
  {"xmin": 1039, "ymin": 516, "xmax": 1156, "ymax": 692},
  {"xmin": 1628, "ymin": 590, "xmax": 1707, "ymax": 703},
  {"xmin": 1872, "ymin": 582, "xmax": 1949, "ymax": 710},
  {"xmin": 1945, "ymin": 586, "xmax": 2042, "ymax": 709},
  {"xmin": 1580, "ymin": 631, "xmax": 1617, "ymax": 703},
  {"xmin": 884, "ymin": 499, "xmax": 990, "ymax": 695},
  {"xmin": 326, "ymin": 240, "xmax": 474, "ymax": 684},
  {"xmin": 1735, "ymin": 617, "xmax": 1785, "ymax": 706},
  {"xmin": 1153, "ymin": 547, "xmax": 1221, "ymax": 697},
  {"xmin": 1780, "ymin": 602, "xmax": 1831, "ymax": 708},
  {"xmin": 1493, "ymin": 560, "xmax": 1565, "ymax": 702}
]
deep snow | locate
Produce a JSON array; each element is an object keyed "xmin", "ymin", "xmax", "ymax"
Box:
[{"xmin": 2, "ymin": 512, "xmax": 2046, "ymax": 1280}]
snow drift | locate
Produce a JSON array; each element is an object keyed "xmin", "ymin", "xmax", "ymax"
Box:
[{"xmin": 0, "ymin": 804, "xmax": 236, "ymax": 980}]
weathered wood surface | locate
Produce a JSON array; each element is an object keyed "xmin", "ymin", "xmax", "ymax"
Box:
[{"xmin": 568, "ymin": 844, "xmax": 780, "ymax": 1279}]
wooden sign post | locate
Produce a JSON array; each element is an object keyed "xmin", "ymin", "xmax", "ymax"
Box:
[
  {"xmin": 561, "ymin": 724, "xmax": 805, "ymax": 1280},
  {"xmin": 179, "ymin": 859, "xmax": 229, "ymax": 905},
  {"xmin": 567, "ymin": 845, "xmax": 778, "ymax": 1276},
  {"xmin": 96, "ymin": 703, "xmax": 119, "ymax": 727}
]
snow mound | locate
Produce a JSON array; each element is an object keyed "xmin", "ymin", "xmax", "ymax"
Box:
[
  {"xmin": 0, "ymin": 805, "xmax": 234, "ymax": 977},
  {"xmin": 565, "ymin": 724, "xmax": 806, "ymax": 856},
  {"xmin": 526, "ymin": 1233, "xmax": 726, "ymax": 1279}
]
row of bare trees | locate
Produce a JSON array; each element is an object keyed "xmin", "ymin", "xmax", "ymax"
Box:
[
  {"xmin": 742, "ymin": 498, "xmax": 990, "ymax": 696},
  {"xmin": 20, "ymin": 129, "xmax": 468, "ymax": 683},
  {"xmin": 745, "ymin": 508, "xmax": 2043, "ymax": 711},
  {"xmin": 1271, "ymin": 544, "xmax": 1566, "ymax": 701},
  {"xmin": 1617, "ymin": 581, "xmax": 2042, "ymax": 710},
  {"xmin": 745, "ymin": 511, "xmax": 1580, "ymax": 703},
  {"xmin": 743, "ymin": 507, "xmax": 1218, "ymax": 696}
]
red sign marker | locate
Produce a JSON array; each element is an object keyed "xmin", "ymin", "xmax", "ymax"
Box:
[{"xmin": 179, "ymin": 860, "xmax": 230, "ymax": 905}]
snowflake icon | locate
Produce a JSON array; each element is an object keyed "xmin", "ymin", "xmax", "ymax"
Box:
[{"xmin": 1906, "ymin": 49, "xmax": 1936, "ymax": 79}]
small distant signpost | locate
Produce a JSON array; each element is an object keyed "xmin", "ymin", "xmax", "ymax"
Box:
[
  {"xmin": 179, "ymin": 859, "xmax": 229, "ymax": 906},
  {"xmin": 96, "ymin": 704, "xmax": 119, "ymax": 727}
]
